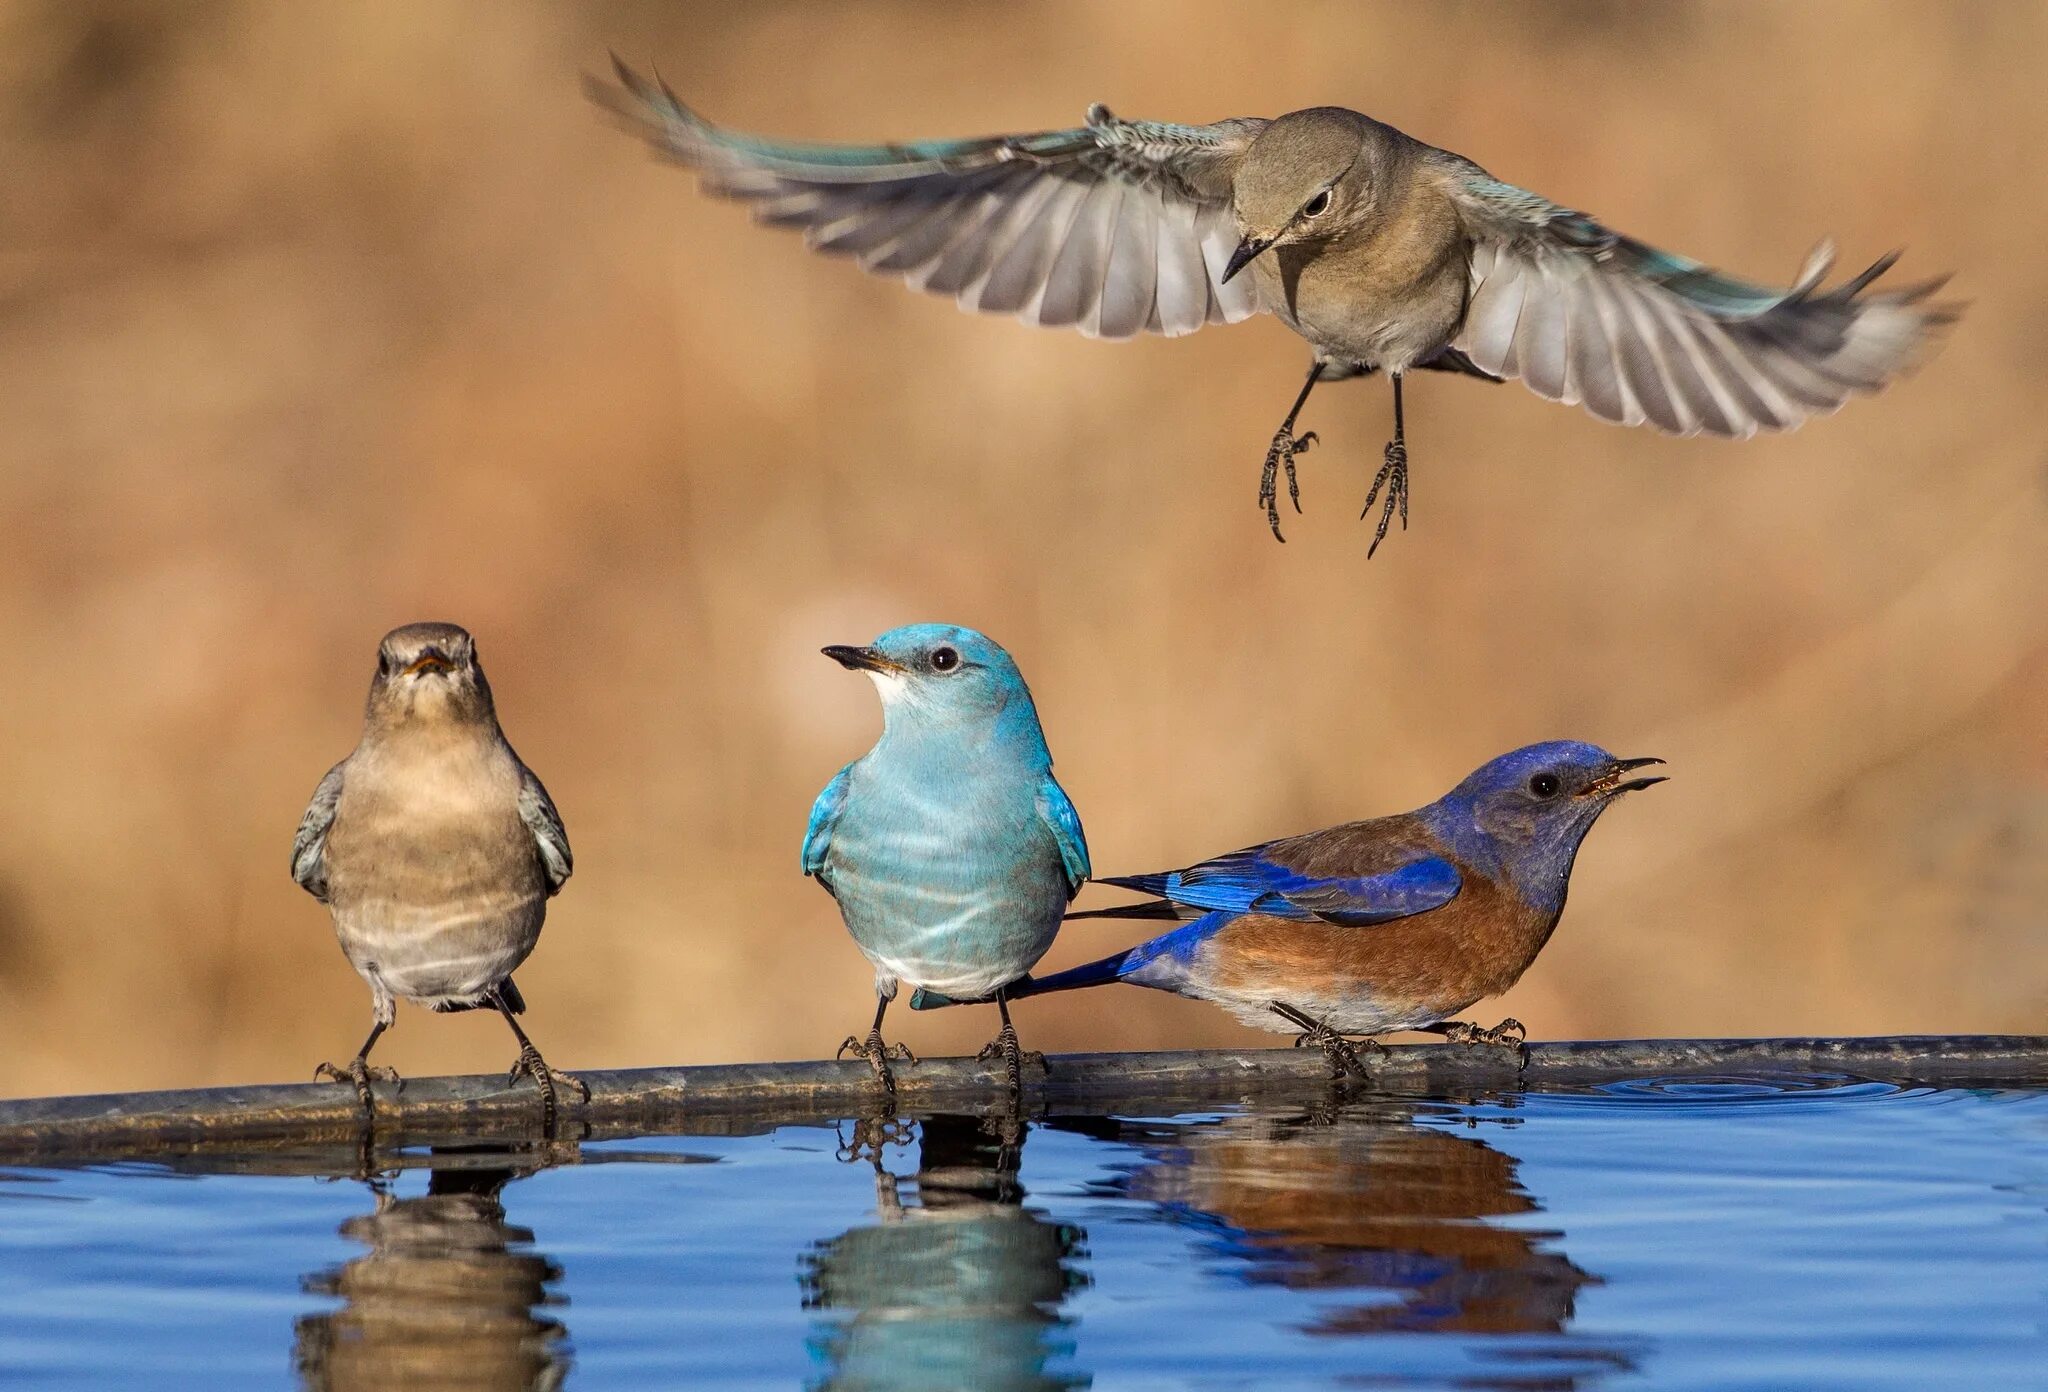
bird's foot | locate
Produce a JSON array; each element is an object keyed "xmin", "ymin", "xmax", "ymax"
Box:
[
  {"xmin": 1359, "ymin": 436, "xmax": 1409, "ymax": 558},
  {"xmin": 314, "ymin": 1058, "xmax": 402, "ymax": 1114},
  {"xmin": 1438, "ymin": 1017, "xmax": 1527, "ymax": 1050},
  {"xmin": 1258, "ymin": 427, "xmax": 1316, "ymax": 542},
  {"xmin": 838, "ymin": 1030, "xmax": 914, "ymax": 1093},
  {"xmin": 1290, "ymin": 1020, "xmax": 1382, "ymax": 1080},
  {"xmin": 976, "ymin": 1025, "xmax": 1044, "ymax": 1094},
  {"xmin": 1435, "ymin": 1018, "xmax": 1528, "ymax": 1069},
  {"xmin": 507, "ymin": 1046, "xmax": 587, "ymax": 1135}
]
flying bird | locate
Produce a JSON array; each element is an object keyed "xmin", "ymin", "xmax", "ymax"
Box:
[
  {"xmin": 914, "ymin": 741, "xmax": 1663, "ymax": 1074},
  {"xmin": 804, "ymin": 624, "xmax": 1090, "ymax": 1093},
  {"xmin": 291, "ymin": 623, "xmax": 582, "ymax": 1131},
  {"xmin": 592, "ymin": 60, "xmax": 1957, "ymax": 550}
]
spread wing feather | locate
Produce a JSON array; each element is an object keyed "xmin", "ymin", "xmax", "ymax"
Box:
[
  {"xmin": 592, "ymin": 58, "xmax": 1266, "ymax": 339},
  {"xmin": 1441, "ymin": 156, "xmax": 1959, "ymax": 438}
]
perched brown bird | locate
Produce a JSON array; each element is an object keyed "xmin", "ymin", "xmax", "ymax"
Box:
[
  {"xmin": 291, "ymin": 623, "xmax": 581, "ymax": 1131},
  {"xmin": 593, "ymin": 61, "xmax": 1958, "ymax": 549}
]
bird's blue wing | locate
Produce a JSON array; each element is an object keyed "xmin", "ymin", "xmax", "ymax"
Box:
[
  {"xmin": 801, "ymin": 763, "xmax": 856, "ymax": 883},
  {"xmin": 1034, "ymin": 776, "xmax": 1091, "ymax": 897},
  {"xmin": 1105, "ymin": 850, "xmax": 1459, "ymax": 927}
]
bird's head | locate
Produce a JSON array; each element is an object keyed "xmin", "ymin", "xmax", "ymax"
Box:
[
  {"xmin": 367, "ymin": 621, "xmax": 495, "ymax": 726},
  {"xmin": 1224, "ymin": 108, "xmax": 1400, "ymax": 284},
  {"xmin": 1432, "ymin": 741, "xmax": 1665, "ymax": 898},
  {"xmin": 822, "ymin": 623, "xmax": 1041, "ymax": 743}
]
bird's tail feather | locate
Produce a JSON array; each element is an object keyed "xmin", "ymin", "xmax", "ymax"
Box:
[
  {"xmin": 431, "ymin": 977, "xmax": 525, "ymax": 1015},
  {"xmin": 1063, "ymin": 900, "xmax": 1179, "ymax": 922},
  {"xmin": 907, "ymin": 950, "xmax": 1135, "ymax": 1011},
  {"xmin": 1011, "ymin": 950, "xmax": 1136, "ymax": 999}
]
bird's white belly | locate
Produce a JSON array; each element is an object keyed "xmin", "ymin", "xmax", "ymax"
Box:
[
  {"xmin": 826, "ymin": 791, "xmax": 1066, "ymax": 998},
  {"xmin": 336, "ymin": 888, "xmax": 545, "ymax": 1007},
  {"xmin": 1197, "ymin": 982, "xmax": 1463, "ymax": 1038}
]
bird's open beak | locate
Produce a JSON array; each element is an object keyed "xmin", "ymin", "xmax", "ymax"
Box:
[
  {"xmin": 1221, "ymin": 234, "xmax": 1274, "ymax": 285},
  {"xmin": 401, "ymin": 649, "xmax": 454, "ymax": 677},
  {"xmin": 1583, "ymin": 756, "xmax": 1668, "ymax": 798},
  {"xmin": 822, "ymin": 644, "xmax": 908, "ymax": 675}
]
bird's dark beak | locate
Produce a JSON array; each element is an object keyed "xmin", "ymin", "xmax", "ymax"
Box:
[
  {"xmin": 401, "ymin": 649, "xmax": 454, "ymax": 677},
  {"xmin": 822, "ymin": 644, "xmax": 907, "ymax": 675},
  {"xmin": 1588, "ymin": 756, "xmax": 1667, "ymax": 797},
  {"xmin": 1221, "ymin": 234, "xmax": 1273, "ymax": 285}
]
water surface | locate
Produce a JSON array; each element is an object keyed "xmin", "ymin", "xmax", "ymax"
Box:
[{"xmin": 3, "ymin": 1077, "xmax": 2044, "ymax": 1389}]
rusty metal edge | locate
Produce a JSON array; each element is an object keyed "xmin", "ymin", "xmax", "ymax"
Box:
[{"xmin": 1, "ymin": 1035, "xmax": 2042, "ymax": 1166}]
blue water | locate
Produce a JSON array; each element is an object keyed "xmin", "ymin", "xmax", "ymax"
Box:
[{"xmin": 3, "ymin": 1078, "xmax": 2046, "ymax": 1389}]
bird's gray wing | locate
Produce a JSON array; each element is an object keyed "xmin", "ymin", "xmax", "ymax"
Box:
[
  {"xmin": 1438, "ymin": 156, "xmax": 1958, "ymax": 437},
  {"xmin": 290, "ymin": 760, "xmax": 347, "ymax": 902},
  {"xmin": 517, "ymin": 768, "xmax": 573, "ymax": 895},
  {"xmin": 592, "ymin": 58, "xmax": 1266, "ymax": 339}
]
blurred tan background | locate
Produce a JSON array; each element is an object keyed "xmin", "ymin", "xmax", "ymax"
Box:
[{"xmin": 1, "ymin": 1, "xmax": 2042, "ymax": 1099}]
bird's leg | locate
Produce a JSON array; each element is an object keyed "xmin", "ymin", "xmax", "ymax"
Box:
[
  {"xmin": 975, "ymin": 990, "xmax": 1045, "ymax": 1094},
  {"xmin": 1359, "ymin": 371, "xmax": 1410, "ymax": 557},
  {"xmin": 837, "ymin": 995, "xmax": 914, "ymax": 1094},
  {"xmin": 1258, "ymin": 361, "xmax": 1324, "ymax": 542},
  {"xmin": 1272, "ymin": 1002, "xmax": 1382, "ymax": 1079},
  {"xmin": 493, "ymin": 990, "xmax": 587, "ymax": 1137},
  {"xmin": 314, "ymin": 1018, "xmax": 402, "ymax": 1115},
  {"xmin": 1425, "ymin": 1017, "xmax": 1527, "ymax": 1051}
]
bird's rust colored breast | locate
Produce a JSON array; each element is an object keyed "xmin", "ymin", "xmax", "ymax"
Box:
[{"xmin": 1202, "ymin": 863, "xmax": 1559, "ymax": 1018}]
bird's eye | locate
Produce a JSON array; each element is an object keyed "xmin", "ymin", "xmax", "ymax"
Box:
[
  {"xmin": 1528, "ymin": 773, "xmax": 1561, "ymax": 799},
  {"xmin": 1301, "ymin": 189, "xmax": 1332, "ymax": 218},
  {"xmin": 930, "ymin": 647, "xmax": 959, "ymax": 672}
]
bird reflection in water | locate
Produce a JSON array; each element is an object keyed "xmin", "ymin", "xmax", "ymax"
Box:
[
  {"xmin": 295, "ymin": 1152, "xmax": 569, "ymax": 1392},
  {"xmin": 1057, "ymin": 1100, "xmax": 1639, "ymax": 1387},
  {"xmin": 803, "ymin": 1113, "xmax": 1091, "ymax": 1391}
]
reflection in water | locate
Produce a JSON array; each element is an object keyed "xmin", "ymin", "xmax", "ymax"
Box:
[
  {"xmin": 803, "ymin": 1114, "xmax": 1090, "ymax": 1391},
  {"xmin": 295, "ymin": 1157, "xmax": 569, "ymax": 1392},
  {"xmin": 1059, "ymin": 1102, "xmax": 1638, "ymax": 1386}
]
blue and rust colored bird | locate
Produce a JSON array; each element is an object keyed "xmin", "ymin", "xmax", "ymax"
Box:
[
  {"xmin": 916, "ymin": 742, "xmax": 1661, "ymax": 1074},
  {"xmin": 592, "ymin": 61, "xmax": 1957, "ymax": 550},
  {"xmin": 804, "ymin": 624, "xmax": 1090, "ymax": 1092}
]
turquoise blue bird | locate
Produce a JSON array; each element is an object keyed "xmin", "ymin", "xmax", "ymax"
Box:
[{"xmin": 804, "ymin": 624, "xmax": 1090, "ymax": 1092}]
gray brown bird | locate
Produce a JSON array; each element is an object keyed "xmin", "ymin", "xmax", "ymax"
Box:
[
  {"xmin": 592, "ymin": 62, "xmax": 1958, "ymax": 549},
  {"xmin": 291, "ymin": 623, "xmax": 582, "ymax": 1130}
]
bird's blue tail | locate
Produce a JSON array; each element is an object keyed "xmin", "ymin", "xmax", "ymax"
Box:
[{"xmin": 908, "ymin": 949, "xmax": 1134, "ymax": 1011}]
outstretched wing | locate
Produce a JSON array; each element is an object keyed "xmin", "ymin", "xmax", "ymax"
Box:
[
  {"xmin": 801, "ymin": 763, "xmax": 856, "ymax": 893},
  {"xmin": 290, "ymin": 760, "xmax": 347, "ymax": 902},
  {"xmin": 592, "ymin": 58, "xmax": 1266, "ymax": 340},
  {"xmin": 1103, "ymin": 846, "xmax": 1460, "ymax": 927},
  {"xmin": 1034, "ymin": 776, "xmax": 1091, "ymax": 898},
  {"xmin": 1438, "ymin": 155, "xmax": 1958, "ymax": 438},
  {"xmin": 517, "ymin": 768, "xmax": 573, "ymax": 895}
]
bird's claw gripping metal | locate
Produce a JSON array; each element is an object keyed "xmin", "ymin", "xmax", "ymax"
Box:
[
  {"xmin": 1360, "ymin": 436, "xmax": 1409, "ymax": 558},
  {"xmin": 1439, "ymin": 1017, "xmax": 1528, "ymax": 1051},
  {"xmin": 1289, "ymin": 1019, "xmax": 1381, "ymax": 1080},
  {"xmin": 1259, "ymin": 428, "xmax": 1316, "ymax": 541},
  {"xmin": 976, "ymin": 1024, "xmax": 1045, "ymax": 1094},
  {"xmin": 314, "ymin": 1058, "xmax": 403, "ymax": 1114},
  {"xmin": 507, "ymin": 1046, "xmax": 586, "ymax": 1135},
  {"xmin": 838, "ymin": 1030, "xmax": 913, "ymax": 1093}
]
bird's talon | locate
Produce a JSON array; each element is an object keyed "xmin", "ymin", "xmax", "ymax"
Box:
[
  {"xmin": 315, "ymin": 1057, "xmax": 395, "ymax": 1114},
  {"xmin": 842, "ymin": 1029, "xmax": 904, "ymax": 1092}
]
